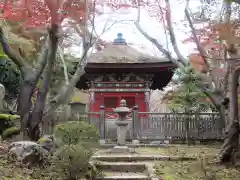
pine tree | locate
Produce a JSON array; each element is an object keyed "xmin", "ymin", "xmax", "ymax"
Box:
[
  {"xmin": 168, "ymin": 66, "xmax": 211, "ymax": 144},
  {"xmin": 168, "ymin": 66, "xmax": 210, "ymax": 113}
]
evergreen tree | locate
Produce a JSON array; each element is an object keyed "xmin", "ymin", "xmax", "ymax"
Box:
[
  {"xmin": 168, "ymin": 66, "xmax": 212, "ymax": 144},
  {"xmin": 168, "ymin": 66, "xmax": 210, "ymax": 113}
]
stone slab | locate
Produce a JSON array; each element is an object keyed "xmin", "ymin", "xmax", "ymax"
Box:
[
  {"xmin": 132, "ymin": 140, "xmax": 140, "ymax": 145},
  {"xmin": 92, "ymin": 155, "xmax": 196, "ymax": 162},
  {"xmin": 97, "ymin": 174, "xmax": 150, "ymax": 180},
  {"xmin": 99, "ymin": 143, "xmax": 168, "ymax": 149},
  {"xmin": 96, "ymin": 162, "xmax": 146, "ymax": 172},
  {"xmin": 107, "ymin": 146, "xmax": 135, "ymax": 154},
  {"xmin": 99, "ymin": 140, "xmax": 106, "ymax": 145}
]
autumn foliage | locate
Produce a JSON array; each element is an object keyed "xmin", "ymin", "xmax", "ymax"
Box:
[
  {"xmin": 184, "ymin": 21, "xmax": 240, "ymax": 74},
  {"xmin": 0, "ymin": 0, "xmax": 87, "ymax": 28}
]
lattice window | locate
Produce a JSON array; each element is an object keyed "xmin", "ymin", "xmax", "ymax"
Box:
[
  {"xmin": 122, "ymin": 97, "xmax": 135, "ymax": 108},
  {"xmin": 104, "ymin": 97, "xmax": 118, "ymax": 108}
]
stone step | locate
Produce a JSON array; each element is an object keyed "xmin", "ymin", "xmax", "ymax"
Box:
[
  {"xmin": 96, "ymin": 162, "xmax": 146, "ymax": 172},
  {"xmin": 100, "ymin": 143, "xmax": 167, "ymax": 149},
  {"xmin": 97, "ymin": 172, "xmax": 150, "ymax": 180},
  {"xmin": 93, "ymin": 155, "xmax": 196, "ymax": 162}
]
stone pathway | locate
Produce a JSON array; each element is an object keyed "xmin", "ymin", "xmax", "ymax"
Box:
[
  {"xmin": 93, "ymin": 152, "xmax": 197, "ymax": 179},
  {"xmin": 99, "ymin": 172, "xmax": 149, "ymax": 180},
  {"xmin": 93, "ymin": 155, "xmax": 151, "ymax": 180},
  {"xmin": 93, "ymin": 154, "xmax": 196, "ymax": 162}
]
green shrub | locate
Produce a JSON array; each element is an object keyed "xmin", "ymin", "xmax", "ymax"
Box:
[
  {"xmin": 51, "ymin": 121, "xmax": 101, "ymax": 179},
  {"xmin": 51, "ymin": 144, "xmax": 101, "ymax": 180},
  {"xmin": 0, "ymin": 114, "xmax": 20, "ymax": 120},
  {"xmin": 53, "ymin": 121, "xmax": 99, "ymax": 148},
  {"xmin": 2, "ymin": 126, "xmax": 20, "ymax": 139},
  {"xmin": 0, "ymin": 114, "xmax": 20, "ymax": 135}
]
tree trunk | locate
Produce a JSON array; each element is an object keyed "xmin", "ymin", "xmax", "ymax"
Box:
[
  {"xmin": 17, "ymin": 76, "xmax": 36, "ymax": 139},
  {"xmin": 28, "ymin": 77, "xmax": 53, "ymax": 140},
  {"xmin": 220, "ymin": 121, "xmax": 240, "ymax": 164},
  {"xmin": 27, "ymin": 24, "xmax": 59, "ymax": 140},
  {"xmin": 0, "ymin": 27, "xmax": 51, "ymax": 140},
  {"xmin": 220, "ymin": 66, "xmax": 240, "ymax": 164}
]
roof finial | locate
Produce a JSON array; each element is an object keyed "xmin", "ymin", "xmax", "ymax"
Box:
[{"xmin": 113, "ymin": 33, "xmax": 127, "ymax": 45}]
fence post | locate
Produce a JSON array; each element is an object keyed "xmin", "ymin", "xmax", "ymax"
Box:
[
  {"xmin": 99, "ymin": 105, "xmax": 105, "ymax": 144},
  {"xmin": 132, "ymin": 105, "xmax": 139, "ymax": 142}
]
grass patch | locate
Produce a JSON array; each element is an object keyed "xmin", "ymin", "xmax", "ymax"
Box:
[
  {"xmin": 2, "ymin": 144, "xmax": 233, "ymax": 179},
  {"xmin": 151, "ymin": 145, "xmax": 240, "ymax": 180},
  {"xmin": 97, "ymin": 144, "xmax": 240, "ymax": 179},
  {"xmin": 97, "ymin": 144, "xmax": 220, "ymax": 158},
  {"xmin": 0, "ymin": 154, "xmax": 56, "ymax": 179},
  {"xmin": 136, "ymin": 144, "xmax": 219, "ymax": 157},
  {"xmin": 154, "ymin": 160, "xmax": 240, "ymax": 180}
]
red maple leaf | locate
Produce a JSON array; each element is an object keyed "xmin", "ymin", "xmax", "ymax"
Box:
[{"xmin": 0, "ymin": 0, "xmax": 88, "ymax": 28}]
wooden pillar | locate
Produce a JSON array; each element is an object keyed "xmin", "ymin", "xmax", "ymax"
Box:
[
  {"xmin": 132, "ymin": 105, "xmax": 139, "ymax": 140},
  {"xmin": 99, "ymin": 105, "xmax": 105, "ymax": 140},
  {"xmin": 144, "ymin": 82, "xmax": 150, "ymax": 112},
  {"xmin": 88, "ymin": 81, "xmax": 95, "ymax": 112}
]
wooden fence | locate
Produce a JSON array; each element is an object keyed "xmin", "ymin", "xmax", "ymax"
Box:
[
  {"xmin": 41, "ymin": 110, "xmax": 88, "ymax": 134},
  {"xmin": 41, "ymin": 107, "xmax": 225, "ymax": 140},
  {"xmin": 133, "ymin": 112, "xmax": 224, "ymax": 140}
]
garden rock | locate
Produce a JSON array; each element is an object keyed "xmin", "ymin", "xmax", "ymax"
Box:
[
  {"xmin": 37, "ymin": 135, "xmax": 55, "ymax": 153},
  {"xmin": 8, "ymin": 141, "xmax": 49, "ymax": 164}
]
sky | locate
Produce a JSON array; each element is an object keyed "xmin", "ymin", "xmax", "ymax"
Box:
[
  {"xmin": 95, "ymin": 0, "xmax": 193, "ymax": 57},
  {"xmin": 71, "ymin": 0, "xmax": 223, "ymax": 60}
]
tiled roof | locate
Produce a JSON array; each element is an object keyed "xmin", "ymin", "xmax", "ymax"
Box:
[
  {"xmin": 87, "ymin": 33, "xmax": 169, "ymax": 63},
  {"xmin": 88, "ymin": 44, "xmax": 169, "ymax": 63}
]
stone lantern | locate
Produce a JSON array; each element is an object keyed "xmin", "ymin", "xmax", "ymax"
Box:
[{"xmin": 109, "ymin": 99, "xmax": 133, "ymax": 153}]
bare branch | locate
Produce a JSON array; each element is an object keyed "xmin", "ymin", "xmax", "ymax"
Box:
[
  {"xmin": 82, "ymin": 0, "xmax": 91, "ymax": 49},
  {"xmin": 58, "ymin": 46, "xmax": 69, "ymax": 84},
  {"xmin": 184, "ymin": 6, "xmax": 217, "ymax": 88},
  {"xmin": 184, "ymin": 10, "xmax": 210, "ymax": 69},
  {"xmin": 223, "ymin": 61, "xmax": 230, "ymax": 96},
  {"xmin": 34, "ymin": 35, "xmax": 49, "ymax": 81},
  {"xmin": 93, "ymin": 19, "xmax": 134, "ymax": 38},
  {"xmin": 75, "ymin": 24, "xmax": 86, "ymax": 38},
  {"xmin": 0, "ymin": 27, "xmax": 29, "ymax": 74},
  {"xmin": 164, "ymin": 0, "xmax": 187, "ymax": 65},
  {"xmin": 88, "ymin": 0, "xmax": 96, "ymax": 51},
  {"xmin": 43, "ymin": 0, "xmax": 95, "ymax": 116},
  {"xmin": 43, "ymin": 45, "xmax": 90, "ymax": 117},
  {"xmin": 157, "ymin": 1, "xmax": 169, "ymax": 51},
  {"xmin": 135, "ymin": 0, "xmax": 185, "ymax": 68},
  {"xmin": 30, "ymin": 24, "xmax": 59, "ymax": 134}
]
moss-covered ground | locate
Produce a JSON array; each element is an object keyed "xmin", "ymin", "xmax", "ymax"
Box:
[{"xmin": 0, "ymin": 144, "xmax": 240, "ymax": 179}]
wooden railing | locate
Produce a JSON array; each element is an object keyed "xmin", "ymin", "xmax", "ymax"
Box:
[
  {"xmin": 41, "ymin": 107, "xmax": 224, "ymax": 141},
  {"xmin": 133, "ymin": 112, "xmax": 223, "ymax": 140}
]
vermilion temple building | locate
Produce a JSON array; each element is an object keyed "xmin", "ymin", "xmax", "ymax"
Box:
[{"xmin": 76, "ymin": 33, "xmax": 176, "ymax": 117}]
